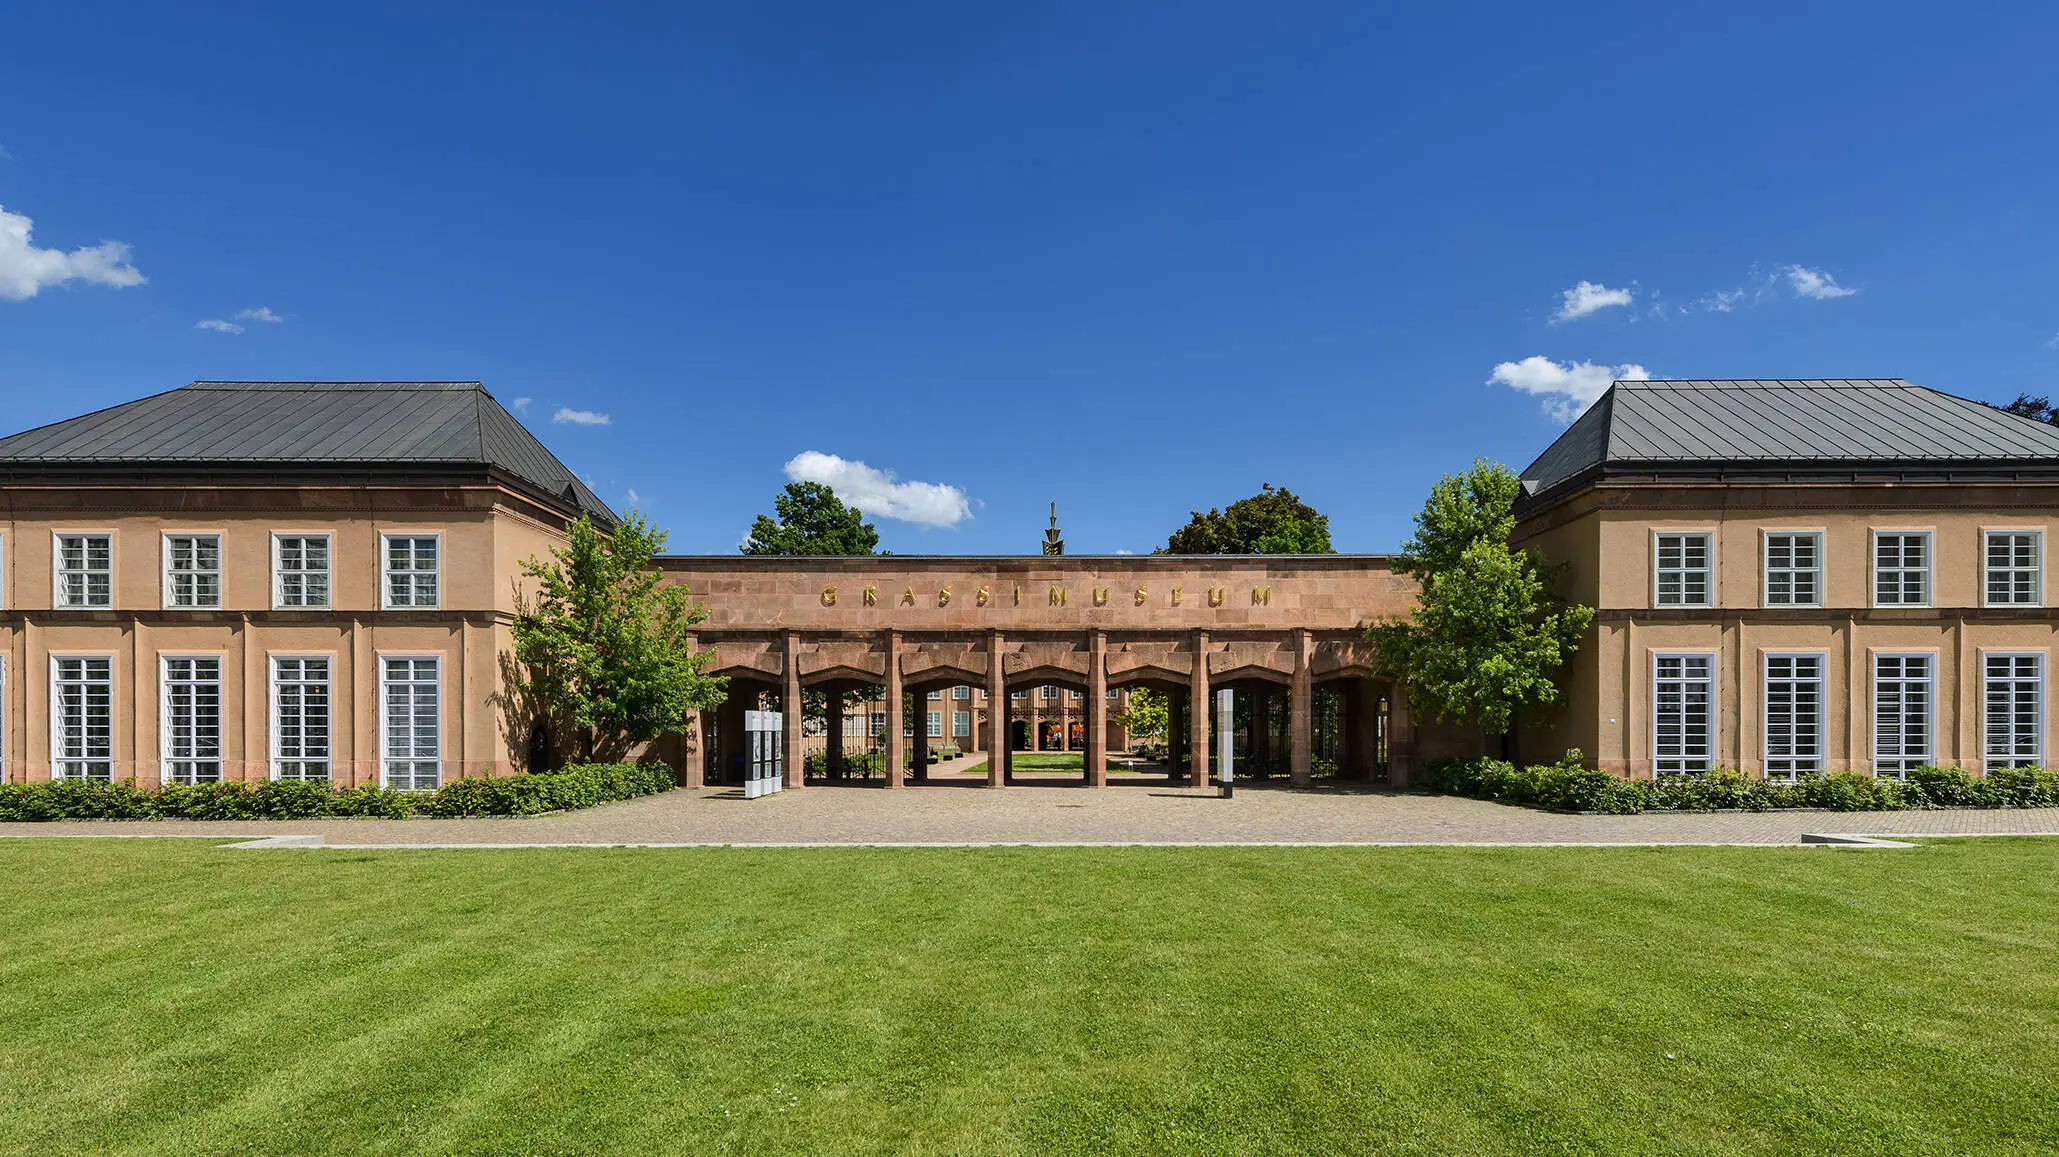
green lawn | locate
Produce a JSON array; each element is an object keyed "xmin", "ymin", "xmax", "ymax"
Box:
[
  {"xmin": 955, "ymin": 752, "xmax": 1087, "ymax": 776},
  {"xmin": 2, "ymin": 839, "xmax": 2057, "ymax": 1155}
]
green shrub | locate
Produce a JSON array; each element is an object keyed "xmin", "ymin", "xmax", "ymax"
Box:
[
  {"xmin": 325, "ymin": 784, "xmax": 419, "ymax": 819},
  {"xmin": 1906, "ymin": 766, "xmax": 1985, "ymax": 808},
  {"xmin": 1984, "ymin": 765, "xmax": 2059, "ymax": 807},
  {"xmin": 1796, "ymin": 771, "xmax": 1907, "ymax": 811}
]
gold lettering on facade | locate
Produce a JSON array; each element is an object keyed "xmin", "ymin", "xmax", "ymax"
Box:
[
  {"xmin": 1171, "ymin": 586, "xmax": 1182, "ymax": 606},
  {"xmin": 902, "ymin": 587, "xmax": 917, "ymax": 606},
  {"xmin": 977, "ymin": 585, "xmax": 990, "ymax": 607},
  {"xmin": 939, "ymin": 585, "xmax": 952, "ymax": 607},
  {"xmin": 1208, "ymin": 587, "xmax": 1226, "ymax": 607},
  {"xmin": 864, "ymin": 585, "xmax": 878, "ymax": 606},
  {"xmin": 1252, "ymin": 586, "xmax": 1271, "ymax": 605},
  {"xmin": 1015, "ymin": 584, "xmax": 1022, "ymax": 606},
  {"xmin": 821, "ymin": 585, "xmax": 837, "ymax": 606},
  {"xmin": 1093, "ymin": 586, "xmax": 1109, "ymax": 606},
  {"xmin": 1134, "ymin": 586, "xmax": 1148, "ymax": 605},
  {"xmin": 1050, "ymin": 586, "xmax": 1068, "ymax": 606}
]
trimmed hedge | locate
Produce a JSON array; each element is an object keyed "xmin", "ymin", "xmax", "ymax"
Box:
[
  {"xmin": 1422, "ymin": 752, "xmax": 2059, "ymax": 814},
  {"xmin": 802, "ymin": 751, "xmax": 887, "ymax": 778},
  {"xmin": 0, "ymin": 763, "xmax": 677, "ymax": 822}
]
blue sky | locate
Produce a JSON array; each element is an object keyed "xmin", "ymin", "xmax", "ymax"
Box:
[{"xmin": 3, "ymin": 1, "xmax": 2055, "ymax": 554}]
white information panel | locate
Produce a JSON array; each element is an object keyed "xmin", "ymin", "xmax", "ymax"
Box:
[
  {"xmin": 743, "ymin": 709, "xmax": 785, "ymax": 798},
  {"xmin": 1217, "ymin": 688, "xmax": 1235, "ymax": 796}
]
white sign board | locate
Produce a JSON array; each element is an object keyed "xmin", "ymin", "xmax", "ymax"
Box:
[
  {"xmin": 743, "ymin": 710, "xmax": 785, "ymax": 798},
  {"xmin": 1217, "ymin": 688, "xmax": 1235, "ymax": 787}
]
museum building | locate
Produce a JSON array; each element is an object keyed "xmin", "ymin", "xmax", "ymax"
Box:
[{"xmin": 0, "ymin": 376, "xmax": 2055, "ymax": 790}]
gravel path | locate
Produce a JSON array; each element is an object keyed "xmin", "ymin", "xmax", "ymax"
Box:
[{"xmin": 5, "ymin": 779, "xmax": 2059, "ymax": 848}]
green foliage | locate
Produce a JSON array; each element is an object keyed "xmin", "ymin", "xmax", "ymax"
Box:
[
  {"xmin": 1369, "ymin": 459, "xmax": 1595, "ymax": 738},
  {"xmin": 741, "ymin": 481, "xmax": 881, "ymax": 556},
  {"xmin": 514, "ymin": 513, "xmax": 728, "ymax": 761},
  {"xmin": 1114, "ymin": 687, "xmax": 1168, "ymax": 739},
  {"xmin": 802, "ymin": 750, "xmax": 886, "ymax": 779},
  {"xmin": 1163, "ymin": 483, "xmax": 1334, "ymax": 555},
  {"xmin": 1420, "ymin": 754, "xmax": 2059, "ymax": 814},
  {"xmin": 0, "ymin": 764, "xmax": 676, "ymax": 822}
]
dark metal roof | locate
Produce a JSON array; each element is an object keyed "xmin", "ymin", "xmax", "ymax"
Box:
[
  {"xmin": 0, "ymin": 381, "xmax": 616, "ymax": 523},
  {"xmin": 1519, "ymin": 379, "xmax": 2059, "ymax": 504}
]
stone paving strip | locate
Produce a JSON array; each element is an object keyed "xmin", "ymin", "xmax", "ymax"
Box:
[{"xmin": 4, "ymin": 780, "xmax": 2059, "ymax": 848}]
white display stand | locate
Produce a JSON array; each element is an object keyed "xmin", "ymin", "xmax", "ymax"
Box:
[
  {"xmin": 1217, "ymin": 688, "xmax": 1235, "ymax": 797},
  {"xmin": 744, "ymin": 709, "xmax": 785, "ymax": 798}
]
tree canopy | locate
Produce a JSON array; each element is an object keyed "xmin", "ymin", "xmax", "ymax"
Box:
[
  {"xmin": 742, "ymin": 481, "xmax": 880, "ymax": 556},
  {"xmin": 2001, "ymin": 393, "xmax": 2059, "ymax": 425},
  {"xmin": 1366, "ymin": 459, "xmax": 1594, "ymax": 743},
  {"xmin": 1162, "ymin": 484, "xmax": 1334, "ymax": 555},
  {"xmin": 512, "ymin": 513, "xmax": 729, "ymax": 763}
]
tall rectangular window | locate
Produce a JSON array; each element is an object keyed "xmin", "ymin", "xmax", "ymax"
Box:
[
  {"xmin": 1654, "ymin": 533, "xmax": 1712, "ymax": 607},
  {"xmin": 1652, "ymin": 653, "xmax": 1714, "ymax": 775},
  {"xmin": 274, "ymin": 534, "xmax": 332, "ymax": 608},
  {"xmin": 926, "ymin": 711, "xmax": 942, "ymax": 738},
  {"xmin": 1764, "ymin": 533, "xmax": 1822, "ymax": 606},
  {"xmin": 161, "ymin": 656, "xmax": 223, "ymax": 784},
  {"xmin": 1873, "ymin": 653, "xmax": 1934, "ymax": 778},
  {"xmin": 272, "ymin": 656, "xmax": 331, "ymax": 781},
  {"xmin": 1983, "ymin": 653, "xmax": 2044, "ymax": 771},
  {"xmin": 1040, "ymin": 684, "xmax": 1058, "ymax": 700},
  {"xmin": 51, "ymin": 656, "xmax": 112, "ymax": 779},
  {"xmin": 952, "ymin": 710, "xmax": 971, "ymax": 737},
  {"xmin": 1762, "ymin": 654, "xmax": 1824, "ymax": 781},
  {"xmin": 953, "ymin": 685, "xmax": 970, "ymax": 700},
  {"xmin": 383, "ymin": 534, "xmax": 440, "ymax": 609},
  {"xmin": 55, "ymin": 533, "xmax": 113, "ymax": 608},
  {"xmin": 382, "ymin": 656, "xmax": 441, "ymax": 790},
  {"xmin": 869, "ymin": 711, "xmax": 886, "ymax": 735},
  {"xmin": 1873, "ymin": 533, "xmax": 1931, "ymax": 607},
  {"xmin": 1984, "ymin": 532, "xmax": 2041, "ymax": 607},
  {"xmin": 163, "ymin": 535, "xmax": 222, "ymax": 609}
]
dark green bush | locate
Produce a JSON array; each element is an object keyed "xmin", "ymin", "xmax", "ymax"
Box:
[{"xmin": 1983, "ymin": 765, "xmax": 2059, "ymax": 807}]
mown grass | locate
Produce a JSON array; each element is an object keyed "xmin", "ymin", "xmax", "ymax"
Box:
[
  {"xmin": 0, "ymin": 839, "xmax": 2055, "ymax": 1155},
  {"xmin": 958, "ymin": 752, "xmax": 1087, "ymax": 776}
]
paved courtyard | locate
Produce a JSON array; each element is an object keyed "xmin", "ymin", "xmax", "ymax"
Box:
[{"xmin": 6, "ymin": 777, "xmax": 2059, "ymax": 847}]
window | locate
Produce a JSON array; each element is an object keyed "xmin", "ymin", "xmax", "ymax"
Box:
[
  {"xmin": 1985, "ymin": 532, "xmax": 2042, "ymax": 607},
  {"xmin": 1107, "ymin": 688, "xmax": 1120, "ymax": 700},
  {"xmin": 162, "ymin": 534, "xmax": 222, "ymax": 609},
  {"xmin": 272, "ymin": 657, "xmax": 331, "ymax": 781},
  {"xmin": 1040, "ymin": 684, "xmax": 1058, "ymax": 700},
  {"xmin": 161, "ymin": 656, "xmax": 223, "ymax": 784},
  {"xmin": 1873, "ymin": 533, "xmax": 1931, "ymax": 607},
  {"xmin": 381, "ymin": 656, "xmax": 441, "ymax": 790},
  {"xmin": 275, "ymin": 534, "xmax": 332, "ymax": 608},
  {"xmin": 1010, "ymin": 689, "xmax": 1027, "ymax": 700},
  {"xmin": 869, "ymin": 711, "xmax": 887, "ymax": 735},
  {"xmin": 1764, "ymin": 533, "xmax": 1822, "ymax": 607},
  {"xmin": 1983, "ymin": 653, "xmax": 2044, "ymax": 771},
  {"xmin": 927, "ymin": 689, "xmax": 942, "ymax": 700},
  {"xmin": 1762, "ymin": 654, "xmax": 1824, "ymax": 781},
  {"xmin": 54, "ymin": 533, "xmax": 112, "ymax": 608},
  {"xmin": 841, "ymin": 713, "xmax": 869, "ymax": 738},
  {"xmin": 1652, "ymin": 653, "xmax": 1713, "ymax": 775},
  {"xmin": 383, "ymin": 534, "xmax": 440, "ymax": 609},
  {"xmin": 953, "ymin": 685, "xmax": 970, "ymax": 700},
  {"xmin": 953, "ymin": 710, "xmax": 971, "ymax": 737},
  {"xmin": 51, "ymin": 656, "xmax": 113, "ymax": 780},
  {"xmin": 926, "ymin": 711, "xmax": 942, "ymax": 738},
  {"xmin": 1653, "ymin": 533, "xmax": 1712, "ymax": 607},
  {"xmin": 1873, "ymin": 653, "xmax": 1934, "ymax": 778}
]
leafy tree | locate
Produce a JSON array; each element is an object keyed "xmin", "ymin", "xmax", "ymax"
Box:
[
  {"xmin": 742, "ymin": 481, "xmax": 881, "ymax": 555},
  {"xmin": 1162, "ymin": 483, "xmax": 1333, "ymax": 554},
  {"xmin": 2001, "ymin": 394, "xmax": 2058, "ymax": 425},
  {"xmin": 1115, "ymin": 687, "xmax": 1168, "ymax": 740},
  {"xmin": 1366, "ymin": 459, "xmax": 1594, "ymax": 748},
  {"xmin": 513, "ymin": 514, "xmax": 729, "ymax": 763}
]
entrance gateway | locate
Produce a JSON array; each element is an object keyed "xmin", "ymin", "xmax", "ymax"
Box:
[{"xmin": 659, "ymin": 553, "xmax": 1419, "ymax": 789}]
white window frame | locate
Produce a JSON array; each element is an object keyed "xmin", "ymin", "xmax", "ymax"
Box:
[
  {"xmin": 926, "ymin": 689, "xmax": 942, "ymax": 700},
  {"xmin": 869, "ymin": 710, "xmax": 887, "ymax": 735},
  {"xmin": 52, "ymin": 531, "xmax": 114, "ymax": 609},
  {"xmin": 925, "ymin": 710, "xmax": 942, "ymax": 738},
  {"xmin": 952, "ymin": 710, "xmax": 971, "ymax": 737},
  {"xmin": 161, "ymin": 532, "xmax": 224, "ymax": 610},
  {"xmin": 159, "ymin": 654, "xmax": 225, "ymax": 785},
  {"xmin": 270, "ymin": 653, "xmax": 334, "ymax": 781},
  {"xmin": 0, "ymin": 533, "xmax": 9, "ymax": 610},
  {"xmin": 1872, "ymin": 651, "xmax": 1935, "ymax": 778},
  {"xmin": 1761, "ymin": 530, "xmax": 1824, "ymax": 608},
  {"xmin": 1871, "ymin": 530, "xmax": 1933, "ymax": 609},
  {"xmin": 1652, "ymin": 531, "xmax": 1714, "ymax": 608},
  {"xmin": 1982, "ymin": 530, "xmax": 2043, "ymax": 608},
  {"xmin": 381, "ymin": 532, "xmax": 442, "ymax": 610},
  {"xmin": 1982, "ymin": 651, "xmax": 2044, "ymax": 772},
  {"xmin": 49, "ymin": 654, "xmax": 114, "ymax": 780},
  {"xmin": 1010, "ymin": 689, "xmax": 1027, "ymax": 700},
  {"xmin": 379, "ymin": 654, "xmax": 443, "ymax": 790},
  {"xmin": 953, "ymin": 685, "xmax": 970, "ymax": 700},
  {"xmin": 272, "ymin": 532, "xmax": 334, "ymax": 610},
  {"xmin": 1761, "ymin": 652, "xmax": 1825, "ymax": 782},
  {"xmin": 1651, "ymin": 651, "xmax": 1716, "ymax": 776},
  {"xmin": 1040, "ymin": 684, "xmax": 1059, "ymax": 700}
]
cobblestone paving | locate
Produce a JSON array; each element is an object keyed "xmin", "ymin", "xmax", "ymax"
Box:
[{"xmin": 5, "ymin": 779, "xmax": 2059, "ymax": 847}]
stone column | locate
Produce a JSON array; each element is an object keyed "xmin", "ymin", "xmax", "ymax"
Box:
[
  {"xmin": 1086, "ymin": 630, "xmax": 1108, "ymax": 787},
  {"xmin": 986, "ymin": 631, "xmax": 1006, "ymax": 787},
  {"xmin": 1189, "ymin": 630, "xmax": 1211, "ymax": 787},
  {"xmin": 884, "ymin": 631, "xmax": 904, "ymax": 789},
  {"xmin": 1390, "ymin": 681, "xmax": 1415, "ymax": 787},
  {"xmin": 783, "ymin": 632, "xmax": 805, "ymax": 789},
  {"xmin": 683, "ymin": 708, "xmax": 706, "ymax": 789},
  {"xmin": 1290, "ymin": 628, "xmax": 1313, "ymax": 786}
]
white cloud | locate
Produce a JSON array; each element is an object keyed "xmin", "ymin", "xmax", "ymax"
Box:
[
  {"xmin": 626, "ymin": 488, "xmax": 642, "ymax": 505},
  {"xmin": 1489, "ymin": 356, "xmax": 1652, "ymax": 422},
  {"xmin": 1696, "ymin": 287, "xmax": 1746, "ymax": 313},
  {"xmin": 0, "ymin": 143, "xmax": 11, "ymax": 161},
  {"xmin": 196, "ymin": 318, "xmax": 244, "ymax": 334},
  {"xmin": 511, "ymin": 396, "xmax": 532, "ymax": 412},
  {"xmin": 783, "ymin": 450, "xmax": 971, "ymax": 528},
  {"xmin": 235, "ymin": 306, "xmax": 282, "ymax": 324},
  {"xmin": 1553, "ymin": 280, "xmax": 1633, "ymax": 323},
  {"xmin": 0, "ymin": 204, "xmax": 146, "ymax": 301},
  {"xmin": 1781, "ymin": 265, "xmax": 1855, "ymax": 300},
  {"xmin": 552, "ymin": 407, "xmax": 611, "ymax": 425}
]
